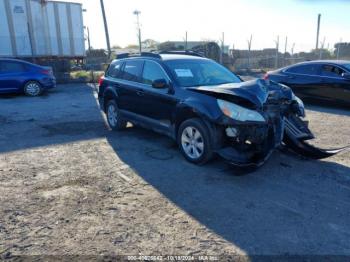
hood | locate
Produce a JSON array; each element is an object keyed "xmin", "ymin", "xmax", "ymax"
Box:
[{"xmin": 187, "ymin": 79, "xmax": 293, "ymax": 108}]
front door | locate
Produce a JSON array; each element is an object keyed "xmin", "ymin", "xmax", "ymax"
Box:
[
  {"xmin": 138, "ymin": 60, "xmax": 177, "ymax": 131},
  {"xmin": 319, "ymin": 64, "xmax": 350, "ymax": 106}
]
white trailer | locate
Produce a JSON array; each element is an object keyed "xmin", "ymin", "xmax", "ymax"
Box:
[{"xmin": 0, "ymin": 0, "xmax": 85, "ymax": 58}]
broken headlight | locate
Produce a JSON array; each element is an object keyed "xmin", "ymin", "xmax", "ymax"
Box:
[{"xmin": 217, "ymin": 99, "xmax": 266, "ymax": 123}]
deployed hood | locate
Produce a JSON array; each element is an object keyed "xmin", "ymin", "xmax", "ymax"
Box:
[{"xmin": 188, "ymin": 79, "xmax": 293, "ymax": 108}]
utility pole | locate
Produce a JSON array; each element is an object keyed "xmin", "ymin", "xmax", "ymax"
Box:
[
  {"xmin": 284, "ymin": 36, "xmax": 288, "ymax": 66},
  {"xmin": 220, "ymin": 32, "xmax": 225, "ymax": 64},
  {"xmin": 337, "ymin": 38, "xmax": 342, "ymax": 59},
  {"xmin": 291, "ymin": 42, "xmax": 295, "ymax": 64},
  {"xmin": 319, "ymin": 37, "xmax": 325, "ymax": 59},
  {"xmin": 184, "ymin": 31, "xmax": 188, "ymax": 50},
  {"xmin": 247, "ymin": 34, "xmax": 253, "ymax": 69},
  {"xmin": 274, "ymin": 35, "xmax": 279, "ymax": 69},
  {"xmin": 87, "ymin": 27, "xmax": 91, "ymax": 53},
  {"xmin": 284, "ymin": 36, "xmax": 288, "ymax": 54},
  {"xmin": 316, "ymin": 14, "xmax": 321, "ymax": 50},
  {"xmin": 100, "ymin": 0, "xmax": 111, "ymax": 59},
  {"xmin": 133, "ymin": 10, "xmax": 142, "ymax": 53}
]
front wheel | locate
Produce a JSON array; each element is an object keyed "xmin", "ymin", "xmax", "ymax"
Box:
[
  {"xmin": 106, "ymin": 100, "xmax": 127, "ymax": 131},
  {"xmin": 177, "ymin": 118, "xmax": 213, "ymax": 164},
  {"xmin": 24, "ymin": 81, "xmax": 42, "ymax": 97}
]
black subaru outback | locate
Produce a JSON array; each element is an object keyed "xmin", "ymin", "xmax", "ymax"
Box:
[{"xmin": 98, "ymin": 51, "xmax": 342, "ymax": 167}]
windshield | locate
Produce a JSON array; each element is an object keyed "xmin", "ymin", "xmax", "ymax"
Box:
[{"xmin": 164, "ymin": 59, "xmax": 241, "ymax": 87}]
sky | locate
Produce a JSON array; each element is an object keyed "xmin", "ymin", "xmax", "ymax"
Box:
[{"xmin": 70, "ymin": 0, "xmax": 350, "ymax": 53}]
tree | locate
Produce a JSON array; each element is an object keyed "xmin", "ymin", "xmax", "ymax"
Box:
[
  {"xmin": 125, "ymin": 44, "xmax": 139, "ymax": 49},
  {"xmin": 158, "ymin": 42, "xmax": 177, "ymax": 51},
  {"xmin": 142, "ymin": 39, "xmax": 159, "ymax": 49}
]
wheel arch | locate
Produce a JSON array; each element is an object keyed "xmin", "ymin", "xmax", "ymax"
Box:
[
  {"xmin": 174, "ymin": 103, "xmax": 223, "ymax": 149},
  {"xmin": 103, "ymin": 87, "xmax": 119, "ymax": 112},
  {"xmin": 22, "ymin": 79, "xmax": 42, "ymax": 90}
]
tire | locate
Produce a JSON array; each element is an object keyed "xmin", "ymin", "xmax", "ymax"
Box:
[
  {"xmin": 177, "ymin": 118, "xmax": 213, "ymax": 165},
  {"xmin": 106, "ymin": 100, "xmax": 127, "ymax": 131},
  {"xmin": 23, "ymin": 81, "xmax": 42, "ymax": 97}
]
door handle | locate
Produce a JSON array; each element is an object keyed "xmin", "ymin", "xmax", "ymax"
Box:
[{"xmin": 136, "ymin": 89, "xmax": 145, "ymax": 96}]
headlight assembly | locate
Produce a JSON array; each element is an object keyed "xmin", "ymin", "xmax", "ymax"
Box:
[{"xmin": 217, "ymin": 99, "xmax": 266, "ymax": 122}]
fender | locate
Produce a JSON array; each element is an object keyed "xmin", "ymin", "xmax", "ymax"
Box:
[
  {"xmin": 102, "ymin": 86, "xmax": 119, "ymax": 112},
  {"xmin": 174, "ymin": 98, "xmax": 224, "ymax": 148},
  {"xmin": 174, "ymin": 97, "xmax": 223, "ymax": 127}
]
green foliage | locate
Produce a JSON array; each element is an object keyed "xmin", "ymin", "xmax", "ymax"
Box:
[{"xmin": 70, "ymin": 70, "xmax": 104, "ymax": 82}]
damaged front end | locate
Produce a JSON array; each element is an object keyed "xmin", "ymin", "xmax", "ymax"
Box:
[{"xmin": 191, "ymin": 79, "xmax": 348, "ymax": 167}]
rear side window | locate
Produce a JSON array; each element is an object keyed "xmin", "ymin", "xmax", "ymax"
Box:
[
  {"xmin": 106, "ymin": 61, "xmax": 123, "ymax": 78},
  {"xmin": 321, "ymin": 65, "xmax": 344, "ymax": 77},
  {"xmin": 121, "ymin": 60, "xmax": 143, "ymax": 82},
  {"xmin": 0, "ymin": 61, "xmax": 26, "ymax": 73},
  {"xmin": 286, "ymin": 64, "xmax": 319, "ymax": 75},
  {"xmin": 142, "ymin": 61, "xmax": 168, "ymax": 85}
]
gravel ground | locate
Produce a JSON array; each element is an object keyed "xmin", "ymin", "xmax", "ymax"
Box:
[{"xmin": 0, "ymin": 84, "xmax": 350, "ymax": 259}]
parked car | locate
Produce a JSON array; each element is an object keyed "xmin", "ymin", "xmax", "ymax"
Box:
[
  {"xmin": 98, "ymin": 52, "xmax": 344, "ymax": 167},
  {"xmin": 264, "ymin": 60, "xmax": 350, "ymax": 107},
  {"xmin": 0, "ymin": 58, "xmax": 56, "ymax": 96}
]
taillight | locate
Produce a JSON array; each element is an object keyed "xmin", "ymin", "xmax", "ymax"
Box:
[
  {"xmin": 98, "ymin": 76, "xmax": 104, "ymax": 86},
  {"xmin": 263, "ymin": 73, "xmax": 269, "ymax": 80},
  {"xmin": 40, "ymin": 69, "xmax": 50, "ymax": 75}
]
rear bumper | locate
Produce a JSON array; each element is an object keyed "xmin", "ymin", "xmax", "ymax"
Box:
[
  {"xmin": 41, "ymin": 78, "xmax": 56, "ymax": 89},
  {"xmin": 98, "ymin": 96, "xmax": 105, "ymax": 111}
]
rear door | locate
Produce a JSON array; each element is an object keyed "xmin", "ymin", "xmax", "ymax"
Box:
[
  {"xmin": 117, "ymin": 59, "xmax": 145, "ymax": 113},
  {"xmin": 0, "ymin": 61, "xmax": 27, "ymax": 92},
  {"xmin": 319, "ymin": 64, "xmax": 350, "ymax": 105},
  {"xmin": 283, "ymin": 64, "xmax": 322, "ymax": 100}
]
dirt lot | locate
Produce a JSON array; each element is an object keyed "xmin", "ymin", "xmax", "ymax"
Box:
[{"xmin": 1, "ymin": 84, "xmax": 350, "ymax": 259}]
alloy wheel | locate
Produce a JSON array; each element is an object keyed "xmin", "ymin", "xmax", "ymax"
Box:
[
  {"xmin": 25, "ymin": 82, "xmax": 41, "ymax": 96},
  {"xmin": 181, "ymin": 126, "xmax": 205, "ymax": 159},
  {"xmin": 107, "ymin": 103, "xmax": 118, "ymax": 127}
]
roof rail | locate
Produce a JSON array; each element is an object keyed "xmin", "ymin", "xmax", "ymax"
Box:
[
  {"xmin": 116, "ymin": 53, "xmax": 130, "ymax": 59},
  {"xmin": 159, "ymin": 50, "xmax": 204, "ymax": 57},
  {"xmin": 116, "ymin": 52, "xmax": 161, "ymax": 59}
]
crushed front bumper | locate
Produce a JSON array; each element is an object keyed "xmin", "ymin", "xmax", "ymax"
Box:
[
  {"xmin": 216, "ymin": 115, "xmax": 349, "ymax": 167},
  {"xmin": 217, "ymin": 146, "xmax": 275, "ymax": 167},
  {"xmin": 216, "ymin": 120, "xmax": 280, "ymax": 167}
]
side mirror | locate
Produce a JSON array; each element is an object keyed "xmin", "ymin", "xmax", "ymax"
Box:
[
  {"xmin": 152, "ymin": 78, "xmax": 168, "ymax": 89},
  {"xmin": 342, "ymin": 73, "xmax": 350, "ymax": 80}
]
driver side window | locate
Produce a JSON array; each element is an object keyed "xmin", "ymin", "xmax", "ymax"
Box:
[
  {"xmin": 142, "ymin": 61, "xmax": 168, "ymax": 86},
  {"xmin": 321, "ymin": 65, "xmax": 344, "ymax": 78}
]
